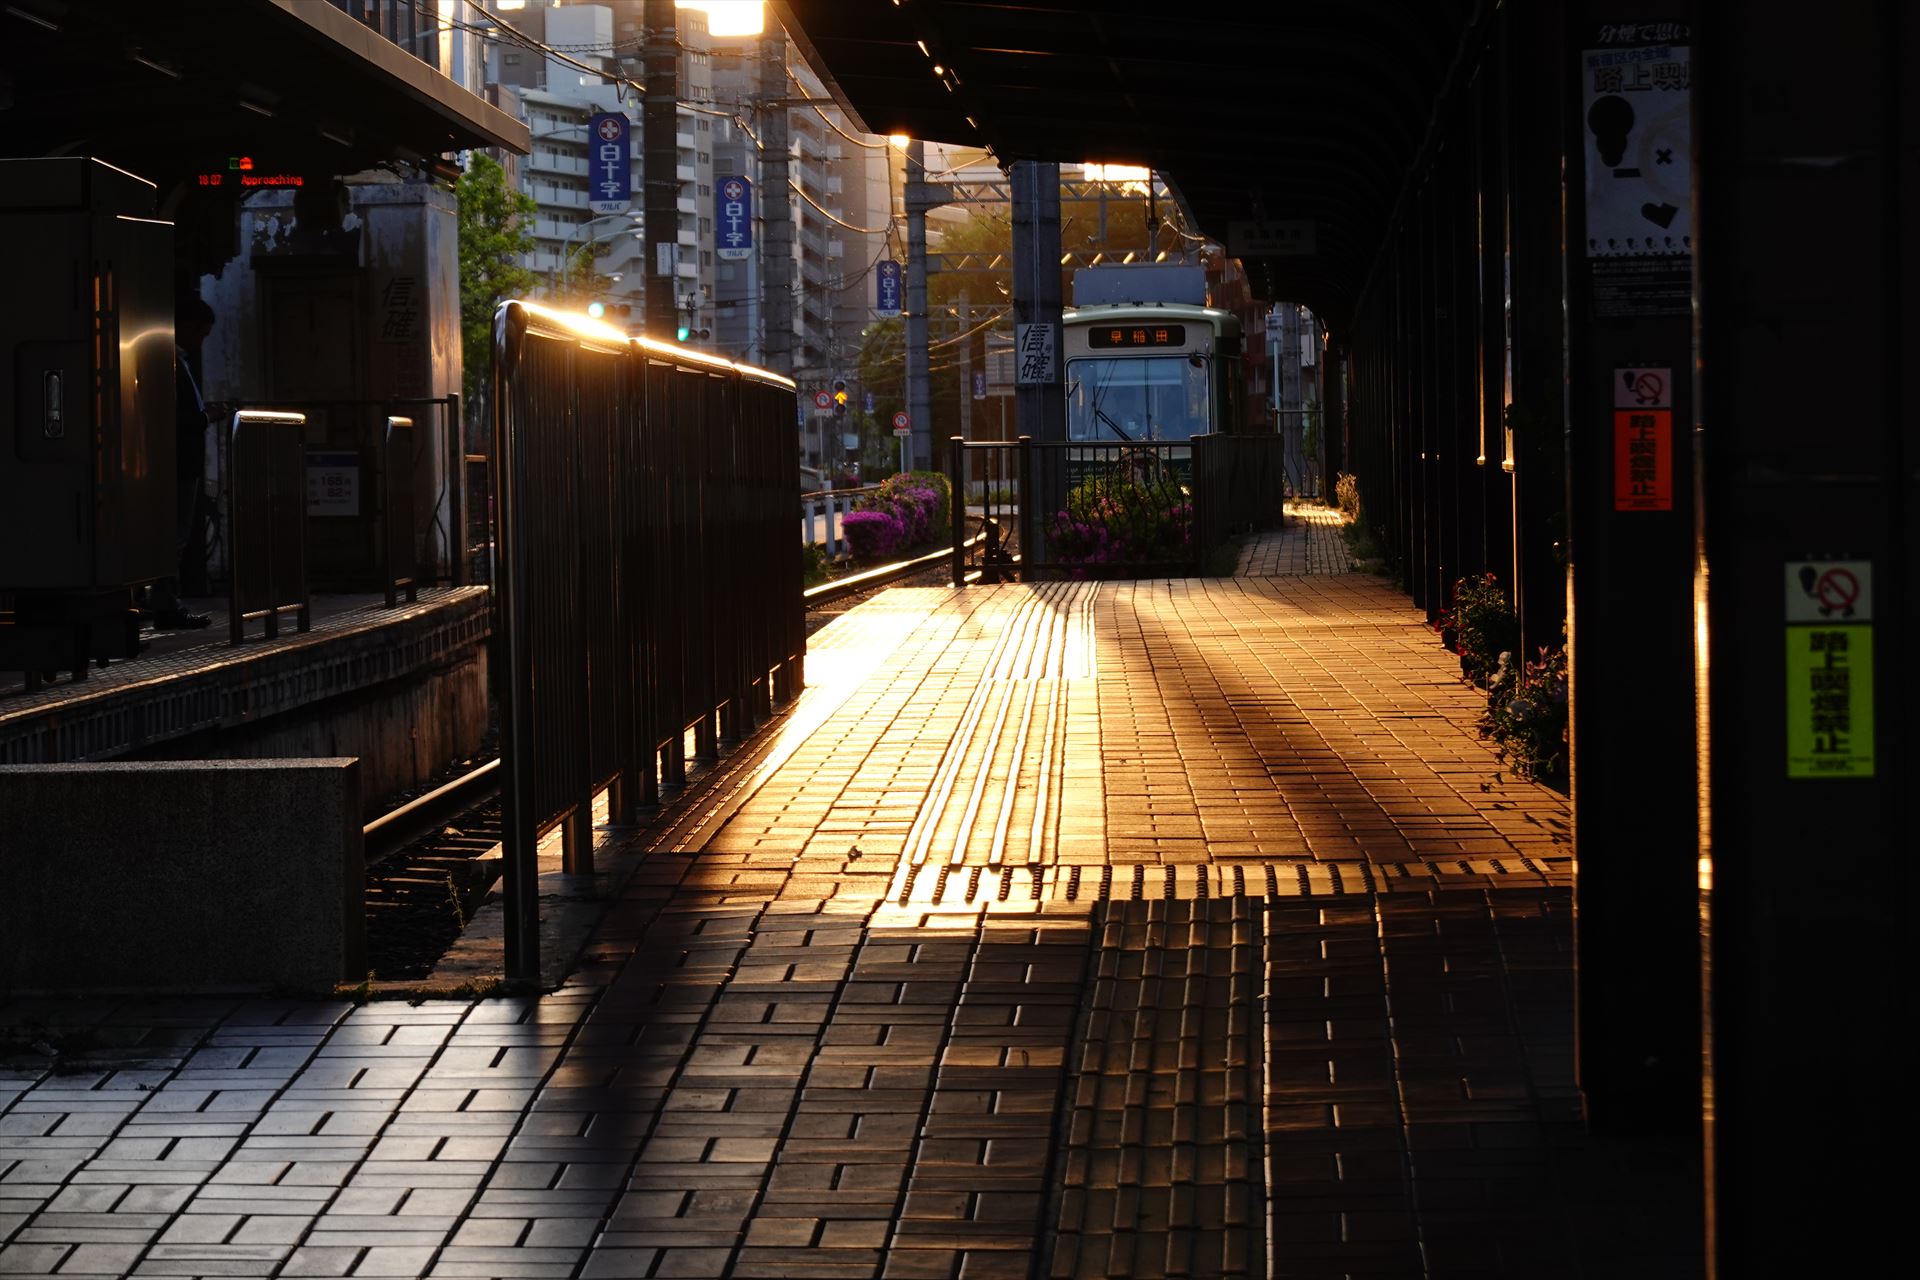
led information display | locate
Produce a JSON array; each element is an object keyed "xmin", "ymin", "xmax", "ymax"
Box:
[{"xmin": 1089, "ymin": 324, "xmax": 1188, "ymax": 349}]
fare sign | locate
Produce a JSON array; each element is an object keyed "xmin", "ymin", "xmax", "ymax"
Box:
[{"xmin": 716, "ymin": 175, "xmax": 752, "ymax": 260}]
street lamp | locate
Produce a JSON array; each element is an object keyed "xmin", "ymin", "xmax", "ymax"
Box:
[{"xmin": 550, "ymin": 212, "xmax": 643, "ymax": 293}]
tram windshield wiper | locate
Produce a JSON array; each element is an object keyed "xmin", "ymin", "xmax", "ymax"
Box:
[{"xmin": 1096, "ymin": 407, "xmax": 1132, "ymax": 441}]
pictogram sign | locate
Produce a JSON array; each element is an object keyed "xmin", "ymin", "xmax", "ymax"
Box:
[
  {"xmin": 1783, "ymin": 559, "xmax": 1874, "ymax": 778},
  {"xmin": 1612, "ymin": 366, "xmax": 1672, "ymax": 511}
]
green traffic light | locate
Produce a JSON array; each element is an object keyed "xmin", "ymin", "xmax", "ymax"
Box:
[
  {"xmin": 586, "ymin": 301, "xmax": 605, "ymax": 319},
  {"xmin": 676, "ymin": 326, "xmax": 690, "ymax": 342}
]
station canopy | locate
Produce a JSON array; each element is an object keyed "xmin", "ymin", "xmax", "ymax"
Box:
[
  {"xmin": 774, "ymin": 0, "xmax": 1480, "ymax": 323},
  {"xmin": 0, "ymin": 0, "xmax": 529, "ymax": 187}
]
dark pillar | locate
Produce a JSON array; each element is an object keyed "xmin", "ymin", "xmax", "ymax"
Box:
[
  {"xmin": 756, "ymin": 25, "xmax": 793, "ymax": 375},
  {"xmin": 1696, "ymin": 1, "xmax": 1912, "ymax": 1271},
  {"xmin": 1562, "ymin": 2, "xmax": 1700, "ymax": 1133},
  {"xmin": 905, "ymin": 140, "xmax": 935, "ymax": 471},
  {"xmin": 1476, "ymin": 35, "xmax": 1516, "ymax": 590},
  {"xmin": 1011, "ymin": 160, "xmax": 1065, "ymax": 442},
  {"xmin": 642, "ymin": 0, "xmax": 678, "ymax": 340},
  {"xmin": 1507, "ymin": 0, "xmax": 1569, "ymax": 658}
]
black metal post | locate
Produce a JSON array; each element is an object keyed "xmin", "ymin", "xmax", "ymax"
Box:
[
  {"xmin": 949, "ymin": 435, "xmax": 965, "ymax": 587},
  {"xmin": 1016, "ymin": 433, "xmax": 1034, "ymax": 581}
]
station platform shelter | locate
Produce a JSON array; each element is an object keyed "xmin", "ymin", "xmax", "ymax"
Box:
[{"xmin": 0, "ymin": 515, "xmax": 1705, "ymax": 1280}]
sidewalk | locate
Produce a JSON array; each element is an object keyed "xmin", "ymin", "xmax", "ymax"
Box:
[{"xmin": 1, "ymin": 517, "xmax": 1698, "ymax": 1279}]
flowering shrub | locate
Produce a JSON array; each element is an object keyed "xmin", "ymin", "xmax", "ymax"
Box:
[
  {"xmin": 841, "ymin": 509, "xmax": 906, "ymax": 561},
  {"xmin": 1051, "ymin": 465, "xmax": 1192, "ymax": 571},
  {"xmin": 1480, "ymin": 640, "xmax": 1569, "ymax": 787},
  {"xmin": 845, "ymin": 470, "xmax": 952, "ymax": 562},
  {"xmin": 1434, "ymin": 572, "xmax": 1517, "ymax": 688}
]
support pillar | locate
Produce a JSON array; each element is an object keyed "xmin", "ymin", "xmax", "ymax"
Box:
[
  {"xmin": 1562, "ymin": 2, "xmax": 1700, "ymax": 1135},
  {"xmin": 1696, "ymin": 2, "xmax": 1910, "ymax": 1271},
  {"xmin": 904, "ymin": 140, "xmax": 935, "ymax": 471},
  {"xmin": 641, "ymin": 0, "xmax": 678, "ymax": 340},
  {"xmin": 757, "ymin": 26, "xmax": 793, "ymax": 375}
]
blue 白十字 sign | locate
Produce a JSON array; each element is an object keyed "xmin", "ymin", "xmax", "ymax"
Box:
[
  {"xmin": 588, "ymin": 113, "xmax": 631, "ymax": 215},
  {"xmin": 875, "ymin": 260, "xmax": 902, "ymax": 317},
  {"xmin": 716, "ymin": 175, "xmax": 752, "ymax": 260}
]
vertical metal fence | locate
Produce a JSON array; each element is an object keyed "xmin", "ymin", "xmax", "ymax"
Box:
[
  {"xmin": 228, "ymin": 410, "xmax": 310, "ymax": 644},
  {"xmin": 381, "ymin": 416, "xmax": 418, "ymax": 607},
  {"xmin": 1193, "ymin": 433, "xmax": 1290, "ymax": 551},
  {"xmin": 492, "ymin": 301, "xmax": 803, "ymax": 984},
  {"xmin": 951, "ymin": 433, "xmax": 1287, "ymax": 582},
  {"xmin": 226, "ymin": 394, "xmax": 468, "ymax": 592}
]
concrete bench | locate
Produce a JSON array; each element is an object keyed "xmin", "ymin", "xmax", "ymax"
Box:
[{"xmin": 0, "ymin": 759, "xmax": 363, "ymax": 994}]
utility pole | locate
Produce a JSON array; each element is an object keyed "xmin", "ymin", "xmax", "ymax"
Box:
[
  {"xmin": 757, "ymin": 28, "xmax": 793, "ymax": 375},
  {"xmin": 1010, "ymin": 159, "xmax": 1064, "ymax": 443},
  {"xmin": 903, "ymin": 139, "xmax": 938, "ymax": 471},
  {"xmin": 642, "ymin": 0, "xmax": 678, "ymax": 340},
  {"xmin": 956, "ymin": 294, "xmax": 972, "ymax": 445}
]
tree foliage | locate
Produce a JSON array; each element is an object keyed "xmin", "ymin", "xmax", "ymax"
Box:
[
  {"xmin": 456, "ymin": 154, "xmax": 538, "ymax": 401},
  {"xmin": 851, "ymin": 186, "xmax": 1173, "ymax": 458}
]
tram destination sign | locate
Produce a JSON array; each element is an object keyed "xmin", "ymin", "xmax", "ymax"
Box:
[{"xmin": 1089, "ymin": 324, "xmax": 1187, "ymax": 349}]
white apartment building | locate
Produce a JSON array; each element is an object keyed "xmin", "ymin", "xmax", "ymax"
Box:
[{"xmin": 483, "ymin": 2, "xmax": 714, "ymax": 336}]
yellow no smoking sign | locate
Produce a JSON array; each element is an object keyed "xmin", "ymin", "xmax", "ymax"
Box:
[{"xmin": 1783, "ymin": 560, "xmax": 1874, "ymax": 779}]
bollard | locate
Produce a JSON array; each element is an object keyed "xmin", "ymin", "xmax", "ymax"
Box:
[{"xmin": 804, "ymin": 498, "xmax": 817, "ymax": 550}]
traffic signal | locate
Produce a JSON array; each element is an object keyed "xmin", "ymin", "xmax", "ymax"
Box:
[
  {"xmin": 586, "ymin": 301, "xmax": 605, "ymax": 319},
  {"xmin": 832, "ymin": 378, "xmax": 847, "ymax": 419},
  {"xmin": 606, "ymin": 302, "xmax": 632, "ymax": 323},
  {"xmin": 676, "ymin": 323, "xmax": 690, "ymax": 342}
]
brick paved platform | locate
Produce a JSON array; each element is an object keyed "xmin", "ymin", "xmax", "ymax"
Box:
[
  {"xmin": 1235, "ymin": 506, "xmax": 1351, "ymax": 578},
  {"xmin": 1, "ymin": 590, "xmax": 490, "ymax": 765},
  {"xmin": 1, "ymin": 565, "xmax": 1698, "ymax": 1278}
]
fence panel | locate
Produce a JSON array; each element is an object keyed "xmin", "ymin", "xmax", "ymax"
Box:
[
  {"xmin": 228, "ymin": 410, "xmax": 310, "ymax": 643},
  {"xmin": 492, "ymin": 303, "xmax": 802, "ymax": 982},
  {"xmin": 953, "ymin": 433, "xmax": 1288, "ymax": 582}
]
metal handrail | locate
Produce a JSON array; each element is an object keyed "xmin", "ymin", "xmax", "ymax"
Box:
[{"xmin": 228, "ymin": 410, "xmax": 310, "ymax": 644}]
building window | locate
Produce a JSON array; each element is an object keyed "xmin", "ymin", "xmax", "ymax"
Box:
[
  {"xmin": 698, "ymin": 184, "xmax": 710, "ymax": 197},
  {"xmin": 697, "ymin": 151, "xmax": 709, "ymax": 165},
  {"xmin": 701, "ymin": 251, "xmax": 712, "ymax": 267},
  {"xmin": 699, "ymin": 217, "xmax": 711, "ymax": 235}
]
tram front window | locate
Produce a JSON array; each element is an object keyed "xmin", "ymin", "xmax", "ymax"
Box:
[{"xmin": 1067, "ymin": 356, "xmax": 1210, "ymax": 442}]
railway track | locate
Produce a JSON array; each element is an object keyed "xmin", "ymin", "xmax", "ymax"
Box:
[{"xmin": 361, "ymin": 540, "xmax": 993, "ymax": 977}]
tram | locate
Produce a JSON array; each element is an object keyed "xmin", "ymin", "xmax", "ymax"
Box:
[{"xmin": 1062, "ymin": 303, "xmax": 1244, "ymax": 444}]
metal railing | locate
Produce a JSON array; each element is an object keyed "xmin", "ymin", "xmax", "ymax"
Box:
[
  {"xmin": 226, "ymin": 394, "xmax": 469, "ymax": 592},
  {"xmin": 948, "ymin": 432, "xmax": 1288, "ymax": 583},
  {"xmin": 381, "ymin": 417, "xmax": 419, "ymax": 607},
  {"xmin": 493, "ymin": 300, "xmax": 803, "ymax": 984},
  {"xmin": 801, "ymin": 484, "xmax": 881, "ymax": 559},
  {"xmin": 228, "ymin": 411, "xmax": 310, "ymax": 644},
  {"xmin": 1193, "ymin": 432, "xmax": 1290, "ymax": 550}
]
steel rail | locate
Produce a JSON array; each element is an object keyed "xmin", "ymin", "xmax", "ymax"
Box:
[
  {"xmin": 363, "ymin": 757, "xmax": 501, "ymax": 864},
  {"xmin": 364, "ymin": 543, "xmax": 995, "ymax": 861}
]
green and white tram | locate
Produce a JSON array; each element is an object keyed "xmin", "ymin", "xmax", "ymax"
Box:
[{"xmin": 1062, "ymin": 303, "xmax": 1244, "ymax": 443}]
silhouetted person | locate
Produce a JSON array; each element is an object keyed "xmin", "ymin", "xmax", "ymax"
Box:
[{"xmin": 149, "ymin": 296, "xmax": 216, "ymax": 629}]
